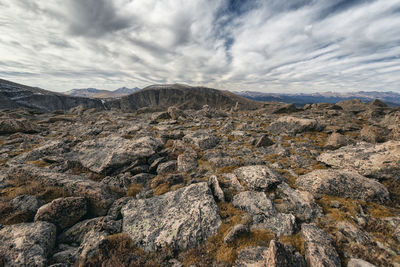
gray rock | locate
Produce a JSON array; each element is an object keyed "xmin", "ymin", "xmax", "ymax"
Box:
[
  {"xmin": 156, "ymin": 160, "xmax": 177, "ymax": 174},
  {"xmin": 209, "ymin": 156, "xmax": 240, "ymax": 168},
  {"xmin": 337, "ymin": 99, "xmax": 366, "ymax": 113},
  {"xmin": 347, "ymin": 258, "xmax": 377, "ymax": 267},
  {"xmin": 267, "ymin": 116, "xmax": 322, "ymax": 135},
  {"xmin": 301, "ymin": 223, "xmax": 341, "ymax": 267},
  {"xmin": 232, "ymin": 191, "xmax": 295, "ymax": 236},
  {"xmin": 272, "ymin": 103, "xmax": 298, "ymax": 114},
  {"xmin": 337, "ymin": 221, "xmax": 372, "ymax": 245},
  {"xmin": 265, "ymin": 240, "xmax": 306, "ymax": 267},
  {"xmin": 360, "ymin": 125, "xmax": 388, "ymax": 143},
  {"xmin": 234, "ymin": 246, "xmax": 268, "ymax": 267},
  {"xmin": 317, "ymin": 141, "xmax": 400, "ymax": 179},
  {"xmin": 59, "ymin": 216, "xmax": 122, "ymax": 245},
  {"xmin": 168, "ymin": 106, "xmax": 186, "ymax": 120},
  {"xmin": 223, "ymin": 224, "xmax": 249, "ymax": 244},
  {"xmin": 255, "ymin": 134, "xmax": 274, "ymax": 147},
  {"xmin": 107, "ymin": 197, "xmax": 133, "ymax": 220},
  {"xmin": 35, "ymin": 197, "xmax": 87, "ymax": 230},
  {"xmin": 221, "ymin": 173, "xmax": 245, "ymax": 191},
  {"xmin": 0, "ymin": 222, "xmax": 56, "ymax": 267},
  {"xmin": 234, "ymin": 165, "xmax": 283, "ymax": 191},
  {"xmin": 8, "ymin": 165, "xmax": 118, "ymax": 216},
  {"xmin": 177, "ymin": 153, "xmax": 197, "ymax": 172},
  {"xmin": 51, "ymin": 245, "xmax": 78, "ymax": 266},
  {"xmin": 275, "ymin": 183, "xmax": 322, "ymax": 221},
  {"xmin": 0, "ymin": 119, "xmax": 37, "ymax": 134},
  {"xmin": 151, "ymin": 111, "xmax": 170, "ymax": 121},
  {"xmin": 297, "ymin": 169, "xmax": 389, "ymax": 203},
  {"xmin": 208, "ymin": 175, "xmax": 225, "ymax": 202},
  {"xmin": 121, "ymin": 182, "xmax": 221, "ymax": 251},
  {"xmin": 75, "ymin": 136, "xmax": 162, "ymax": 174},
  {"xmin": 76, "ymin": 230, "xmax": 108, "ymax": 264},
  {"xmin": 325, "ymin": 132, "xmax": 348, "ymax": 149},
  {"xmin": 183, "ymin": 132, "xmax": 219, "ymax": 150},
  {"xmin": 11, "ymin": 194, "xmax": 45, "ymax": 215}
]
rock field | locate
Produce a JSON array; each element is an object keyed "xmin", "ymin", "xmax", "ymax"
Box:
[{"xmin": 1, "ymin": 99, "xmax": 400, "ymax": 266}]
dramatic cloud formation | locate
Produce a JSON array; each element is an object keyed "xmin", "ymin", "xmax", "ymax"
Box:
[{"xmin": 0, "ymin": 0, "xmax": 399, "ymax": 92}]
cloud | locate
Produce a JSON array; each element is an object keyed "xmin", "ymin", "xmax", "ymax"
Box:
[{"xmin": 0, "ymin": 0, "xmax": 399, "ymax": 93}]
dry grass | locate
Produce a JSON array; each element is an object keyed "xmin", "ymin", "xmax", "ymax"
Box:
[
  {"xmin": 126, "ymin": 184, "xmax": 143, "ymax": 197},
  {"xmin": 316, "ymin": 195, "xmax": 359, "ymax": 222},
  {"xmin": 279, "ymin": 233, "xmax": 305, "ymax": 255},
  {"xmin": 25, "ymin": 159, "xmax": 51, "ymax": 168},
  {"xmin": 153, "ymin": 183, "xmax": 170, "ymax": 196}
]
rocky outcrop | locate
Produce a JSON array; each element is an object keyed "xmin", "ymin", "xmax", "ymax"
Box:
[
  {"xmin": 234, "ymin": 165, "xmax": 284, "ymax": 191},
  {"xmin": 301, "ymin": 223, "xmax": 341, "ymax": 267},
  {"xmin": 0, "ymin": 119, "xmax": 38, "ymax": 134},
  {"xmin": 297, "ymin": 169, "xmax": 389, "ymax": 203},
  {"xmin": 75, "ymin": 136, "xmax": 162, "ymax": 174},
  {"xmin": 317, "ymin": 141, "xmax": 400, "ymax": 179},
  {"xmin": 183, "ymin": 132, "xmax": 219, "ymax": 150},
  {"xmin": 267, "ymin": 116, "xmax": 322, "ymax": 135},
  {"xmin": 7, "ymin": 165, "xmax": 118, "ymax": 216},
  {"xmin": 34, "ymin": 197, "xmax": 87, "ymax": 230},
  {"xmin": 121, "ymin": 182, "xmax": 221, "ymax": 251},
  {"xmin": 0, "ymin": 222, "xmax": 56, "ymax": 267}
]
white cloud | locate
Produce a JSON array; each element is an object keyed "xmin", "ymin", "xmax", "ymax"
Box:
[{"xmin": 0, "ymin": 0, "xmax": 399, "ymax": 93}]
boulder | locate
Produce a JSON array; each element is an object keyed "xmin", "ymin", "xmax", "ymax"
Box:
[
  {"xmin": 223, "ymin": 224, "xmax": 249, "ymax": 244},
  {"xmin": 232, "ymin": 191, "xmax": 295, "ymax": 236},
  {"xmin": 121, "ymin": 182, "xmax": 221, "ymax": 251},
  {"xmin": 267, "ymin": 116, "xmax": 322, "ymax": 135},
  {"xmin": 265, "ymin": 240, "xmax": 306, "ymax": 267},
  {"xmin": 11, "ymin": 194, "xmax": 45, "ymax": 215},
  {"xmin": 255, "ymin": 134, "xmax": 274, "ymax": 147},
  {"xmin": 75, "ymin": 136, "xmax": 162, "ymax": 174},
  {"xmin": 0, "ymin": 222, "xmax": 56, "ymax": 267},
  {"xmin": 35, "ymin": 197, "xmax": 87, "ymax": 230},
  {"xmin": 183, "ymin": 132, "xmax": 219, "ymax": 150},
  {"xmin": 347, "ymin": 258, "xmax": 377, "ymax": 267},
  {"xmin": 369, "ymin": 99, "xmax": 387, "ymax": 108},
  {"xmin": 168, "ymin": 106, "xmax": 186, "ymax": 120},
  {"xmin": 272, "ymin": 103, "xmax": 298, "ymax": 114},
  {"xmin": 317, "ymin": 141, "xmax": 400, "ymax": 179},
  {"xmin": 234, "ymin": 165, "xmax": 283, "ymax": 191},
  {"xmin": 208, "ymin": 175, "xmax": 225, "ymax": 202},
  {"xmin": 156, "ymin": 160, "xmax": 177, "ymax": 174},
  {"xmin": 301, "ymin": 223, "xmax": 341, "ymax": 267},
  {"xmin": 325, "ymin": 132, "xmax": 348, "ymax": 149},
  {"xmin": 0, "ymin": 119, "xmax": 37, "ymax": 134},
  {"xmin": 360, "ymin": 125, "xmax": 387, "ymax": 143},
  {"xmin": 336, "ymin": 99, "xmax": 366, "ymax": 113},
  {"xmin": 177, "ymin": 153, "xmax": 197, "ymax": 172},
  {"xmin": 297, "ymin": 169, "xmax": 389, "ymax": 203},
  {"xmin": 8, "ymin": 165, "xmax": 118, "ymax": 216},
  {"xmin": 234, "ymin": 246, "xmax": 268, "ymax": 267}
]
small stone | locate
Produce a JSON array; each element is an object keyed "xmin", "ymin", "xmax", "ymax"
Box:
[{"xmin": 223, "ymin": 224, "xmax": 249, "ymax": 244}]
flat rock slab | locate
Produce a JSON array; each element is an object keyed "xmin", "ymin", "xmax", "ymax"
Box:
[
  {"xmin": 75, "ymin": 136, "xmax": 162, "ymax": 174},
  {"xmin": 317, "ymin": 141, "xmax": 400, "ymax": 179},
  {"xmin": 297, "ymin": 169, "xmax": 389, "ymax": 203},
  {"xmin": 0, "ymin": 222, "xmax": 56, "ymax": 267},
  {"xmin": 8, "ymin": 165, "xmax": 118, "ymax": 216},
  {"xmin": 234, "ymin": 165, "xmax": 283, "ymax": 191},
  {"xmin": 121, "ymin": 182, "xmax": 221, "ymax": 252}
]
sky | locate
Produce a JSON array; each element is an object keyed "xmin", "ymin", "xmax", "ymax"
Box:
[{"xmin": 0, "ymin": 0, "xmax": 400, "ymax": 93}]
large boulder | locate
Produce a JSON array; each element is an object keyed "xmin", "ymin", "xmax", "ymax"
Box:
[
  {"xmin": 234, "ymin": 165, "xmax": 284, "ymax": 191},
  {"xmin": 10, "ymin": 140, "xmax": 69, "ymax": 164},
  {"xmin": 121, "ymin": 182, "xmax": 221, "ymax": 251},
  {"xmin": 336, "ymin": 99, "xmax": 366, "ymax": 113},
  {"xmin": 183, "ymin": 132, "xmax": 219, "ymax": 150},
  {"xmin": 301, "ymin": 224, "xmax": 341, "ymax": 267},
  {"xmin": 34, "ymin": 197, "xmax": 87, "ymax": 230},
  {"xmin": 7, "ymin": 165, "xmax": 118, "ymax": 216},
  {"xmin": 0, "ymin": 222, "xmax": 56, "ymax": 267},
  {"xmin": 317, "ymin": 141, "xmax": 400, "ymax": 179},
  {"xmin": 296, "ymin": 169, "xmax": 389, "ymax": 203},
  {"xmin": 0, "ymin": 119, "xmax": 37, "ymax": 134},
  {"xmin": 75, "ymin": 136, "xmax": 162, "ymax": 174},
  {"xmin": 267, "ymin": 116, "xmax": 322, "ymax": 135}
]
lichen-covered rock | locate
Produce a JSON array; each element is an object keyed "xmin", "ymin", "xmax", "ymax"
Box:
[
  {"xmin": 35, "ymin": 197, "xmax": 87, "ymax": 230},
  {"xmin": 347, "ymin": 258, "xmax": 377, "ymax": 267},
  {"xmin": 234, "ymin": 246, "xmax": 268, "ymax": 267},
  {"xmin": 360, "ymin": 125, "xmax": 388, "ymax": 143},
  {"xmin": 11, "ymin": 194, "xmax": 45, "ymax": 215},
  {"xmin": 223, "ymin": 224, "xmax": 249, "ymax": 244},
  {"xmin": 121, "ymin": 182, "xmax": 221, "ymax": 251},
  {"xmin": 234, "ymin": 165, "xmax": 283, "ymax": 191},
  {"xmin": 267, "ymin": 116, "xmax": 322, "ymax": 135},
  {"xmin": 255, "ymin": 134, "xmax": 274, "ymax": 147},
  {"xmin": 10, "ymin": 140, "xmax": 69, "ymax": 164},
  {"xmin": 317, "ymin": 141, "xmax": 400, "ymax": 179},
  {"xmin": 0, "ymin": 222, "xmax": 56, "ymax": 267},
  {"xmin": 232, "ymin": 191, "xmax": 295, "ymax": 236},
  {"xmin": 177, "ymin": 153, "xmax": 197, "ymax": 172},
  {"xmin": 183, "ymin": 132, "xmax": 219, "ymax": 150},
  {"xmin": 325, "ymin": 132, "xmax": 348, "ymax": 149},
  {"xmin": 208, "ymin": 175, "xmax": 225, "ymax": 202},
  {"xmin": 168, "ymin": 106, "xmax": 186, "ymax": 120},
  {"xmin": 76, "ymin": 230, "xmax": 108, "ymax": 264},
  {"xmin": 8, "ymin": 165, "xmax": 118, "ymax": 216},
  {"xmin": 156, "ymin": 160, "xmax": 177, "ymax": 174},
  {"xmin": 297, "ymin": 169, "xmax": 389, "ymax": 203},
  {"xmin": 59, "ymin": 216, "xmax": 122, "ymax": 245},
  {"xmin": 0, "ymin": 119, "xmax": 37, "ymax": 134},
  {"xmin": 301, "ymin": 223, "xmax": 341, "ymax": 267},
  {"xmin": 75, "ymin": 136, "xmax": 162, "ymax": 174},
  {"xmin": 265, "ymin": 240, "xmax": 306, "ymax": 267}
]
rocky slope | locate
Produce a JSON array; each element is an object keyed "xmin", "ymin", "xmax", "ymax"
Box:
[
  {"xmin": 1, "ymin": 95, "xmax": 400, "ymax": 266},
  {"xmin": 65, "ymin": 87, "xmax": 140, "ymax": 99},
  {"xmin": 109, "ymin": 84, "xmax": 264, "ymax": 111},
  {"xmin": 0, "ymin": 79, "xmax": 105, "ymax": 112}
]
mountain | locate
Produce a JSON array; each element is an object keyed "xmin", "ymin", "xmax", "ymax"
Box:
[
  {"xmin": 0, "ymin": 79, "xmax": 105, "ymax": 112},
  {"xmin": 236, "ymin": 91, "xmax": 400, "ymax": 106},
  {"xmin": 108, "ymin": 84, "xmax": 263, "ymax": 111},
  {"xmin": 65, "ymin": 87, "xmax": 140, "ymax": 98}
]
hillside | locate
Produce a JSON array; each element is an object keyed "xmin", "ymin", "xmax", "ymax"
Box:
[
  {"xmin": 0, "ymin": 79, "xmax": 105, "ymax": 112},
  {"xmin": 65, "ymin": 87, "xmax": 140, "ymax": 98},
  {"xmin": 110, "ymin": 84, "xmax": 264, "ymax": 111}
]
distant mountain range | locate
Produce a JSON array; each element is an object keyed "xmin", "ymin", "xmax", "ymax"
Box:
[
  {"xmin": 65, "ymin": 87, "xmax": 141, "ymax": 98},
  {"xmin": 235, "ymin": 91, "xmax": 400, "ymax": 107}
]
